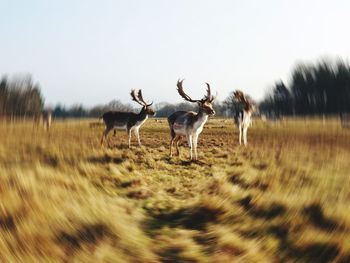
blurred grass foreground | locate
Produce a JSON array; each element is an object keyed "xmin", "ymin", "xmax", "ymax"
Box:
[{"xmin": 0, "ymin": 117, "xmax": 349, "ymax": 262}]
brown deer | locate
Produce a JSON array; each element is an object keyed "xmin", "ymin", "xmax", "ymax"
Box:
[
  {"xmin": 100, "ymin": 90, "xmax": 155, "ymax": 148},
  {"xmin": 168, "ymin": 79, "xmax": 216, "ymax": 161},
  {"xmin": 233, "ymin": 90, "xmax": 256, "ymax": 145}
]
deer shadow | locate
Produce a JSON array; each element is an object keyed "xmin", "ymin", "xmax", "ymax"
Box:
[
  {"xmin": 303, "ymin": 203, "xmax": 343, "ymax": 231},
  {"xmin": 146, "ymin": 205, "xmax": 224, "ymax": 232},
  {"xmin": 237, "ymin": 195, "xmax": 286, "ymax": 220},
  {"xmin": 87, "ymin": 154, "xmax": 124, "ymax": 165},
  {"xmin": 56, "ymin": 223, "xmax": 112, "ymax": 253}
]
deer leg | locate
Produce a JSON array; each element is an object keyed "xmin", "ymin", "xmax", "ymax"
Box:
[
  {"xmin": 243, "ymin": 127, "xmax": 248, "ymax": 146},
  {"xmin": 169, "ymin": 128, "xmax": 176, "ymax": 158},
  {"xmin": 193, "ymin": 134, "xmax": 199, "ymax": 160},
  {"xmin": 170, "ymin": 138, "xmax": 174, "ymax": 157},
  {"xmin": 101, "ymin": 127, "xmax": 112, "ymax": 146},
  {"xmin": 135, "ymin": 128, "xmax": 141, "ymax": 146},
  {"xmin": 187, "ymin": 135, "xmax": 193, "ymax": 160},
  {"xmin": 175, "ymin": 136, "xmax": 182, "ymax": 156},
  {"xmin": 170, "ymin": 135, "xmax": 177, "ymax": 157},
  {"xmin": 239, "ymin": 125, "xmax": 242, "ymax": 145},
  {"xmin": 128, "ymin": 128, "xmax": 132, "ymax": 148}
]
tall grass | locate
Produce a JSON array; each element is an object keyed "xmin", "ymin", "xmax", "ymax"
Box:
[{"xmin": 0, "ymin": 118, "xmax": 349, "ymax": 262}]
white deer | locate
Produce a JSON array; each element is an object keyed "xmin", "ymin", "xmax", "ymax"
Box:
[
  {"xmin": 233, "ymin": 90, "xmax": 256, "ymax": 146},
  {"xmin": 168, "ymin": 79, "xmax": 216, "ymax": 161}
]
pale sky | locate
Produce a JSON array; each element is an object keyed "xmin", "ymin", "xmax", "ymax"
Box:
[{"xmin": 1, "ymin": 0, "xmax": 349, "ymax": 106}]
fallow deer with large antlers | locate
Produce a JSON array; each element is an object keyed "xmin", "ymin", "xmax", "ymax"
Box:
[
  {"xmin": 233, "ymin": 90, "xmax": 256, "ymax": 146},
  {"xmin": 100, "ymin": 90, "xmax": 155, "ymax": 148},
  {"xmin": 168, "ymin": 79, "xmax": 216, "ymax": 161}
]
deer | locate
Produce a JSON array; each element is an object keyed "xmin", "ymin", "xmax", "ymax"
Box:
[
  {"xmin": 100, "ymin": 90, "xmax": 155, "ymax": 148},
  {"xmin": 33, "ymin": 109, "xmax": 52, "ymax": 131},
  {"xmin": 42, "ymin": 110, "xmax": 52, "ymax": 131},
  {"xmin": 233, "ymin": 90, "xmax": 256, "ymax": 146},
  {"xmin": 168, "ymin": 79, "xmax": 216, "ymax": 161}
]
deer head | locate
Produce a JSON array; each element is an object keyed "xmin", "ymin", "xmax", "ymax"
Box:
[
  {"xmin": 176, "ymin": 79, "xmax": 216, "ymax": 115},
  {"xmin": 233, "ymin": 90, "xmax": 256, "ymax": 112},
  {"xmin": 130, "ymin": 89, "xmax": 155, "ymax": 116}
]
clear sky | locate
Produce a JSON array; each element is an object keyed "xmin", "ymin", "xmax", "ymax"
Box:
[{"xmin": 1, "ymin": 0, "xmax": 349, "ymax": 106}]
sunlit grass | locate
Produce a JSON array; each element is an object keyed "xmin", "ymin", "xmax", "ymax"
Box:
[{"xmin": 0, "ymin": 118, "xmax": 349, "ymax": 262}]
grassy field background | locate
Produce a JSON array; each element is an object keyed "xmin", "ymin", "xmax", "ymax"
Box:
[{"xmin": 0, "ymin": 117, "xmax": 349, "ymax": 262}]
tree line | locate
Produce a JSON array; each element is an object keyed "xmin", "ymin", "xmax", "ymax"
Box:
[
  {"xmin": 52, "ymin": 100, "xmax": 232, "ymax": 118},
  {"xmin": 1, "ymin": 57, "xmax": 349, "ymax": 120},
  {"xmin": 0, "ymin": 74, "xmax": 236, "ymax": 119},
  {"xmin": 0, "ymin": 75, "xmax": 44, "ymax": 119},
  {"xmin": 260, "ymin": 59, "xmax": 350, "ymax": 116}
]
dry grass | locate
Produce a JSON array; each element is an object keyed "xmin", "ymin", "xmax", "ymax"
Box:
[{"xmin": 0, "ymin": 117, "xmax": 349, "ymax": 262}]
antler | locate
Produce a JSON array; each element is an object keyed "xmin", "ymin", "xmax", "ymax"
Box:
[
  {"xmin": 138, "ymin": 89, "xmax": 153, "ymax": 106},
  {"xmin": 130, "ymin": 89, "xmax": 144, "ymax": 106},
  {"xmin": 176, "ymin": 79, "xmax": 199, "ymax": 103},
  {"xmin": 234, "ymin": 90, "xmax": 248, "ymax": 104},
  {"xmin": 177, "ymin": 79, "xmax": 216, "ymax": 103},
  {"xmin": 234, "ymin": 90, "xmax": 256, "ymax": 111},
  {"xmin": 205, "ymin": 83, "xmax": 216, "ymax": 102}
]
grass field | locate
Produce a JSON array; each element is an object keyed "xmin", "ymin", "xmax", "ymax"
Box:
[{"xmin": 0, "ymin": 117, "xmax": 350, "ymax": 262}]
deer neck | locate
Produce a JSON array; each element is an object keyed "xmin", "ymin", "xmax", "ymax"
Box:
[
  {"xmin": 138, "ymin": 108, "xmax": 148, "ymax": 121},
  {"xmin": 195, "ymin": 108, "xmax": 209, "ymax": 125}
]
